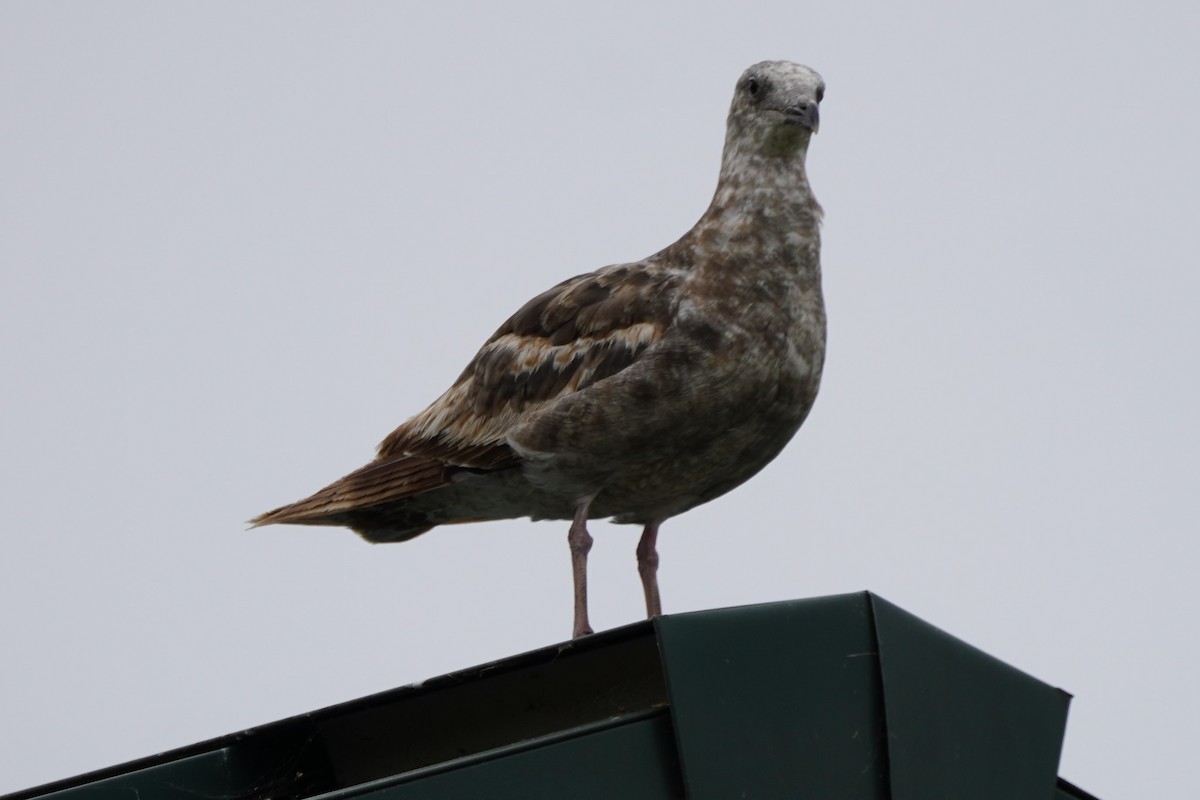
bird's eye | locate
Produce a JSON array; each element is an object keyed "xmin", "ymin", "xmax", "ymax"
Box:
[
  {"xmin": 816, "ymin": 86, "xmax": 825, "ymax": 103},
  {"xmin": 746, "ymin": 77, "xmax": 761, "ymax": 98}
]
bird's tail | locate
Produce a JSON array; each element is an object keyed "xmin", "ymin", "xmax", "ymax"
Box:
[{"xmin": 249, "ymin": 454, "xmax": 453, "ymax": 536}]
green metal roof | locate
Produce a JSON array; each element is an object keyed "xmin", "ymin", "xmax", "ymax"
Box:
[{"xmin": 3, "ymin": 592, "xmax": 1096, "ymax": 800}]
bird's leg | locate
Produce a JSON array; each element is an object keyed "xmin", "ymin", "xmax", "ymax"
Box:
[
  {"xmin": 637, "ymin": 520, "xmax": 662, "ymax": 619},
  {"xmin": 569, "ymin": 498, "xmax": 595, "ymax": 638}
]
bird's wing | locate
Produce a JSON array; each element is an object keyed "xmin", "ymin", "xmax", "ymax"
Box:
[
  {"xmin": 379, "ymin": 262, "xmax": 679, "ymax": 461},
  {"xmin": 251, "ymin": 264, "xmax": 678, "ymax": 528}
]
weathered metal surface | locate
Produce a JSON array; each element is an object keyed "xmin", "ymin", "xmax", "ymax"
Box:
[
  {"xmin": 3, "ymin": 593, "xmax": 1092, "ymax": 800},
  {"xmin": 656, "ymin": 593, "xmax": 889, "ymax": 800},
  {"xmin": 871, "ymin": 594, "xmax": 1071, "ymax": 800}
]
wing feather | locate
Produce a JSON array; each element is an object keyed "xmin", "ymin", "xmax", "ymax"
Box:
[
  {"xmin": 378, "ymin": 263, "xmax": 678, "ymax": 460},
  {"xmin": 253, "ymin": 263, "xmax": 678, "ymax": 528}
]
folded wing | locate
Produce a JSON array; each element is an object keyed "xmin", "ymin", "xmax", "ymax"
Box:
[{"xmin": 251, "ymin": 263, "xmax": 678, "ymax": 529}]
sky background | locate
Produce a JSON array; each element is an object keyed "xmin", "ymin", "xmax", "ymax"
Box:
[{"xmin": 2, "ymin": 2, "xmax": 1197, "ymax": 796}]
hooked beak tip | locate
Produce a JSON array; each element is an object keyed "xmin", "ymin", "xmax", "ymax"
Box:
[{"xmin": 784, "ymin": 102, "xmax": 819, "ymax": 133}]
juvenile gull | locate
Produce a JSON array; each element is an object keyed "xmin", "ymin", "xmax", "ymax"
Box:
[{"xmin": 252, "ymin": 61, "xmax": 827, "ymax": 639}]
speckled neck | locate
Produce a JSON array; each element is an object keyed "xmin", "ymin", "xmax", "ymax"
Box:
[
  {"xmin": 655, "ymin": 127, "xmax": 821, "ymax": 274},
  {"xmin": 708, "ymin": 116, "xmax": 820, "ymax": 230}
]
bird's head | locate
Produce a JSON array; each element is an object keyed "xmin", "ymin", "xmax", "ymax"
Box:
[{"xmin": 726, "ymin": 61, "xmax": 825, "ymax": 160}]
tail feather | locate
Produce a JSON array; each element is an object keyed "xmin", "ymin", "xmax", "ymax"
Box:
[
  {"xmin": 249, "ymin": 454, "xmax": 452, "ymax": 528},
  {"xmin": 252, "ymin": 437, "xmax": 523, "ymax": 542}
]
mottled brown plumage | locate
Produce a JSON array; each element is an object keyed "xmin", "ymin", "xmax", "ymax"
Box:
[{"xmin": 252, "ymin": 61, "xmax": 827, "ymax": 638}]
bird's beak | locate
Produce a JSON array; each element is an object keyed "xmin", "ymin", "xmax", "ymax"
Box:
[{"xmin": 784, "ymin": 101, "xmax": 819, "ymax": 133}]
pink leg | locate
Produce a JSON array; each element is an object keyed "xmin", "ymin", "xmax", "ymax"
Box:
[
  {"xmin": 569, "ymin": 499, "xmax": 595, "ymax": 638},
  {"xmin": 637, "ymin": 520, "xmax": 663, "ymax": 618}
]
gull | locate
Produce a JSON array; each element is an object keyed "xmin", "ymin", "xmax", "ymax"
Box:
[{"xmin": 252, "ymin": 61, "xmax": 827, "ymax": 639}]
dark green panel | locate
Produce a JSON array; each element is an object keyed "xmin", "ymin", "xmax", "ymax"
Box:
[
  {"xmin": 655, "ymin": 593, "xmax": 889, "ymax": 800},
  {"xmin": 317, "ymin": 629, "xmax": 665, "ymax": 786},
  {"xmin": 6, "ymin": 626, "xmax": 662, "ymax": 800},
  {"xmin": 871, "ymin": 594, "xmax": 1071, "ymax": 800},
  {"xmin": 34, "ymin": 750, "xmax": 237, "ymax": 800},
  {"xmin": 5, "ymin": 596, "xmax": 1094, "ymax": 800},
  {"xmin": 30, "ymin": 729, "xmax": 335, "ymax": 800},
  {"xmin": 344, "ymin": 713, "xmax": 684, "ymax": 800}
]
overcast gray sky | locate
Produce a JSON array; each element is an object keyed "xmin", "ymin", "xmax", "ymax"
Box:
[{"xmin": 2, "ymin": 2, "xmax": 1197, "ymax": 796}]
